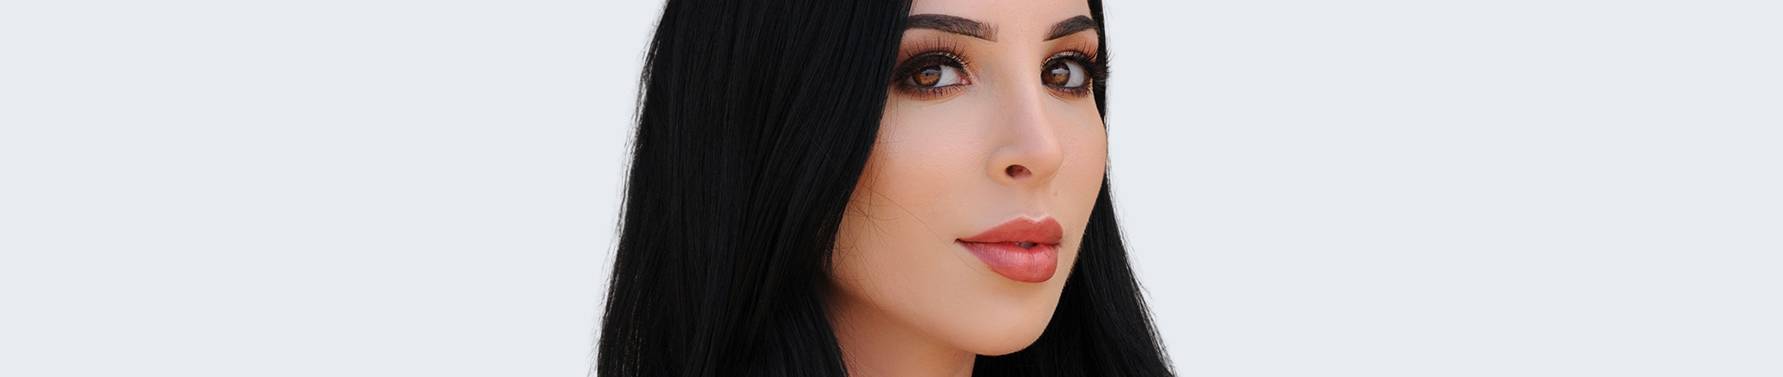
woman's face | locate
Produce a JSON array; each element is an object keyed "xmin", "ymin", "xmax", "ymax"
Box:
[{"xmin": 829, "ymin": 0, "xmax": 1107, "ymax": 356}]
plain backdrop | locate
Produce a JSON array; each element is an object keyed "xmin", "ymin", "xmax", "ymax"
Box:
[{"xmin": 2, "ymin": 0, "xmax": 1779, "ymax": 376}]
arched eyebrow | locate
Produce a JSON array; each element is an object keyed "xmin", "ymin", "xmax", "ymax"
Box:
[
  {"xmin": 907, "ymin": 14, "xmax": 997, "ymax": 41},
  {"xmin": 906, "ymin": 14, "xmax": 1099, "ymax": 42},
  {"xmin": 1045, "ymin": 15, "xmax": 1097, "ymax": 41}
]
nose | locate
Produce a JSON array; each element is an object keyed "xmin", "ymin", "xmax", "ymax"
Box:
[{"xmin": 988, "ymin": 90, "xmax": 1065, "ymax": 186}]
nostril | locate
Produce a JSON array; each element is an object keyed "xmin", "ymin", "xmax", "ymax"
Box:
[{"xmin": 1005, "ymin": 165, "xmax": 1031, "ymax": 179}]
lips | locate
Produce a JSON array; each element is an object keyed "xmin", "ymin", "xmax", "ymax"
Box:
[{"xmin": 956, "ymin": 217, "xmax": 1063, "ymax": 283}]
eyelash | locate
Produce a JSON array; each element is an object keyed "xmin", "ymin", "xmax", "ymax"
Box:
[
  {"xmin": 891, "ymin": 39, "xmax": 972, "ymax": 99},
  {"xmin": 1044, "ymin": 50, "xmax": 1107, "ymax": 97},
  {"xmin": 889, "ymin": 41, "xmax": 1107, "ymax": 99}
]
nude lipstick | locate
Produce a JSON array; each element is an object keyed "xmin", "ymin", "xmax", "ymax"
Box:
[{"xmin": 956, "ymin": 217, "xmax": 1063, "ymax": 283}]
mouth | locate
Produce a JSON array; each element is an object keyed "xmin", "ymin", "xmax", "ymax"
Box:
[{"xmin": 955, "ymin": 216, "xmax": 1063, "ymax": 283}]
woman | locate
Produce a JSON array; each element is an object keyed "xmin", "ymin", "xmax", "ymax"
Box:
[{"xmin": 599, "ymin": 0, "xmax": 1173, "ymax": 375}]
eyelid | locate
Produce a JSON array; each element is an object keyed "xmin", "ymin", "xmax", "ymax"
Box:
[
  {"xmin": 890, "ymin": 50, "xmax": 973, "ymax": 99},
  {"xmin": 1046, "ymin": 50, "xmax": 1107, "ymax": 82},
  {"xmin": 1041, "ymin": 50, "xmax": 1104, "ymax": 98},
  {"xmin": 1048, "ymin": 41, "xmax": 1100, "ymax": 63},
  {"xmin": 891, "ymin": 34, "xmax": 974, "ymax": 84},
  {"xmin": 896, "ymin": 35, "xmax": 971, "ymax": 65},
  {"xmin": 892, "ymin": 51, "xmax": 971, "ymax": 85}
]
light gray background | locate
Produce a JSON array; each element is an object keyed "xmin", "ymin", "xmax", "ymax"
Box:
[{"xmin": 2, "ymin": 0, "xmax": 1778, "ymax": 376}]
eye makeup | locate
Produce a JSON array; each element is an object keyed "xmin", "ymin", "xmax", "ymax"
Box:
[
  {"xmin": 891, "ymin": 36, "xmax": 973, "ymax": 99},
  {"xmin": 887, "ymin": 33, "xmax": 1107, "ymax": 100},
  {"xmin": 1041, "ymin": 44, "xmax": 1107, "ymax": 98}
]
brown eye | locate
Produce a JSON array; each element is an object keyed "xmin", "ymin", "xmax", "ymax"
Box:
[
  {"xmin": 892, "ymin": 51, "xmax": 971, "ymax": 98},
  {"xmin": 1042, "ymin": 58, "xmax": 1088, "ymax": 88},
  {"xmin": 906, "ymin": 63, "xmax": 964, "ymax": 88},
  {"xmin": 913, "ymin": 65, "xmax": 942, "ymax": 87}
]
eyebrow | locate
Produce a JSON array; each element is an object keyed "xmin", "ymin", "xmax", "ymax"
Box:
[
  {"xmin": 906, "ymin": 14, "xmax": 997, "ymax": 41},
  {"xmin": 1045, "ymin": 15, "xmax": 1097, "ymax": 41},
  {"xmin": 905, "ymin": 14, "xmax": 1099, "ymax": 42}
]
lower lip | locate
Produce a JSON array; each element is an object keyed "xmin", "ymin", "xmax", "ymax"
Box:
[{"xmin": 956, "ymin": 241, "xmax": 1058, "ymax": 283}]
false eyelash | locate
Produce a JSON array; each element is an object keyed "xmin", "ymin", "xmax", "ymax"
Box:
[
  {"xmin": 1043, "ymin": 51, "xmax": 1106, "ymax": 97},
  {"xmin": 894, "ymin": 35, "xmax": 971, "ymax": 68},
  {"xmin": 890, "ymin": 36, "xmax": 973, "ymax": 98},
  {"xmin": 1052, "ymin": 40, "xmax": 1108, "ymax": 82},
  {"xmin": 1050, "ymin": 50, "xmax": 1108, "ymax": 81},
  {"xmin": 891, "ymin": 36, "xmax": 977, "ymax": 81},
  {"xmin": 891, "ymin": 50, "xmax": 969, "ymax": 85}
]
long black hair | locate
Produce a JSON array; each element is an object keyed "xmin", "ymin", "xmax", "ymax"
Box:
[{"xmin": 597, "ymin": 0, "xmax": 1173, "ymax": 375}]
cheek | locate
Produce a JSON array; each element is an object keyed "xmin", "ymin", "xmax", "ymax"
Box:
[
  {"xmin": 830, "ymin": 108, "xmax": 988, "ymax": 348},
  {"xmin": 1053, "ymin": 105, "xmax": 1109, "ymax": 284},
  {"xmin": 1061, "ymin": 108, "xmax": 1108, "ymax": 189},
  {"xmin": 829, "ymin": 95, "xmax": 1108, "ymax": 354},
  {"xmin": 1072, "ymin": 116, "xmax": 1108, "ymax": 204},
  {"xmin": 832, "ymin": 103, "xmax": 972, "ymax": 298}
]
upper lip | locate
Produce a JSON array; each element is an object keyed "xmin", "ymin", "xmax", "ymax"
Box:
[{"xmin": 958, "ymin": 216, "xmax": 1063, "ymax": 245}]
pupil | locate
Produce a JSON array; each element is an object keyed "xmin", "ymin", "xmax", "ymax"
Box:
[
  {"xmin": 1045, "ymin": 63, "xmax": 1069, "ymax": 86},
  {"xmin": 915, "ymin": 66, "xmax": 942, "ymax": 86}
]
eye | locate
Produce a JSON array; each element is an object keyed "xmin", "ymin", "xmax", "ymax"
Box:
[
  {"xmin": 902, "ymin": 60, "xmax": 966, "ymax": 89},
  {"xmin": 1041, "ymin": 57, "xmax": 1089, "ymax": 89},
  {"xmin": 893, "ymin": 52, "xmax": 971, "ymax": 98}
]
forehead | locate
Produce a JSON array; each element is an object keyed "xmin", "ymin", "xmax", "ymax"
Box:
[{"xmin": 909, "ymin": 0, "xmax": 1092, "ymax": 37}]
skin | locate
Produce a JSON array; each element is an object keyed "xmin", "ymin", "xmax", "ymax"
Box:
[{"xmin": 826, "ymin": 0, "xmax": 1106, "ymax": 376}]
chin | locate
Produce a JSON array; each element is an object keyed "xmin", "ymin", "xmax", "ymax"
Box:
[
  {"xmin": 969, "ymin": 333, "xmax": 1048, "ymax": 356},
  {"xmin": 947, "ymin": 296, "xmax": 1063, "ymax": 356}
]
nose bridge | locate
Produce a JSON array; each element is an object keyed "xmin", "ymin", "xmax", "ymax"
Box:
[{"xmin": 989, "ymin": 76, "xmax": 1065, "ymax": 185}]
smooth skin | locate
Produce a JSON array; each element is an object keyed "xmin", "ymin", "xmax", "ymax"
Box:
[{"xmin": 827, "ymin": 0, "xmax": 1108, "ymax": 376}]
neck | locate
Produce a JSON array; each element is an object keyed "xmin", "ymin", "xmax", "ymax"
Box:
[{"xmin": 827, "ymin": 293, "xmax": 975, "ymax": 377}]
